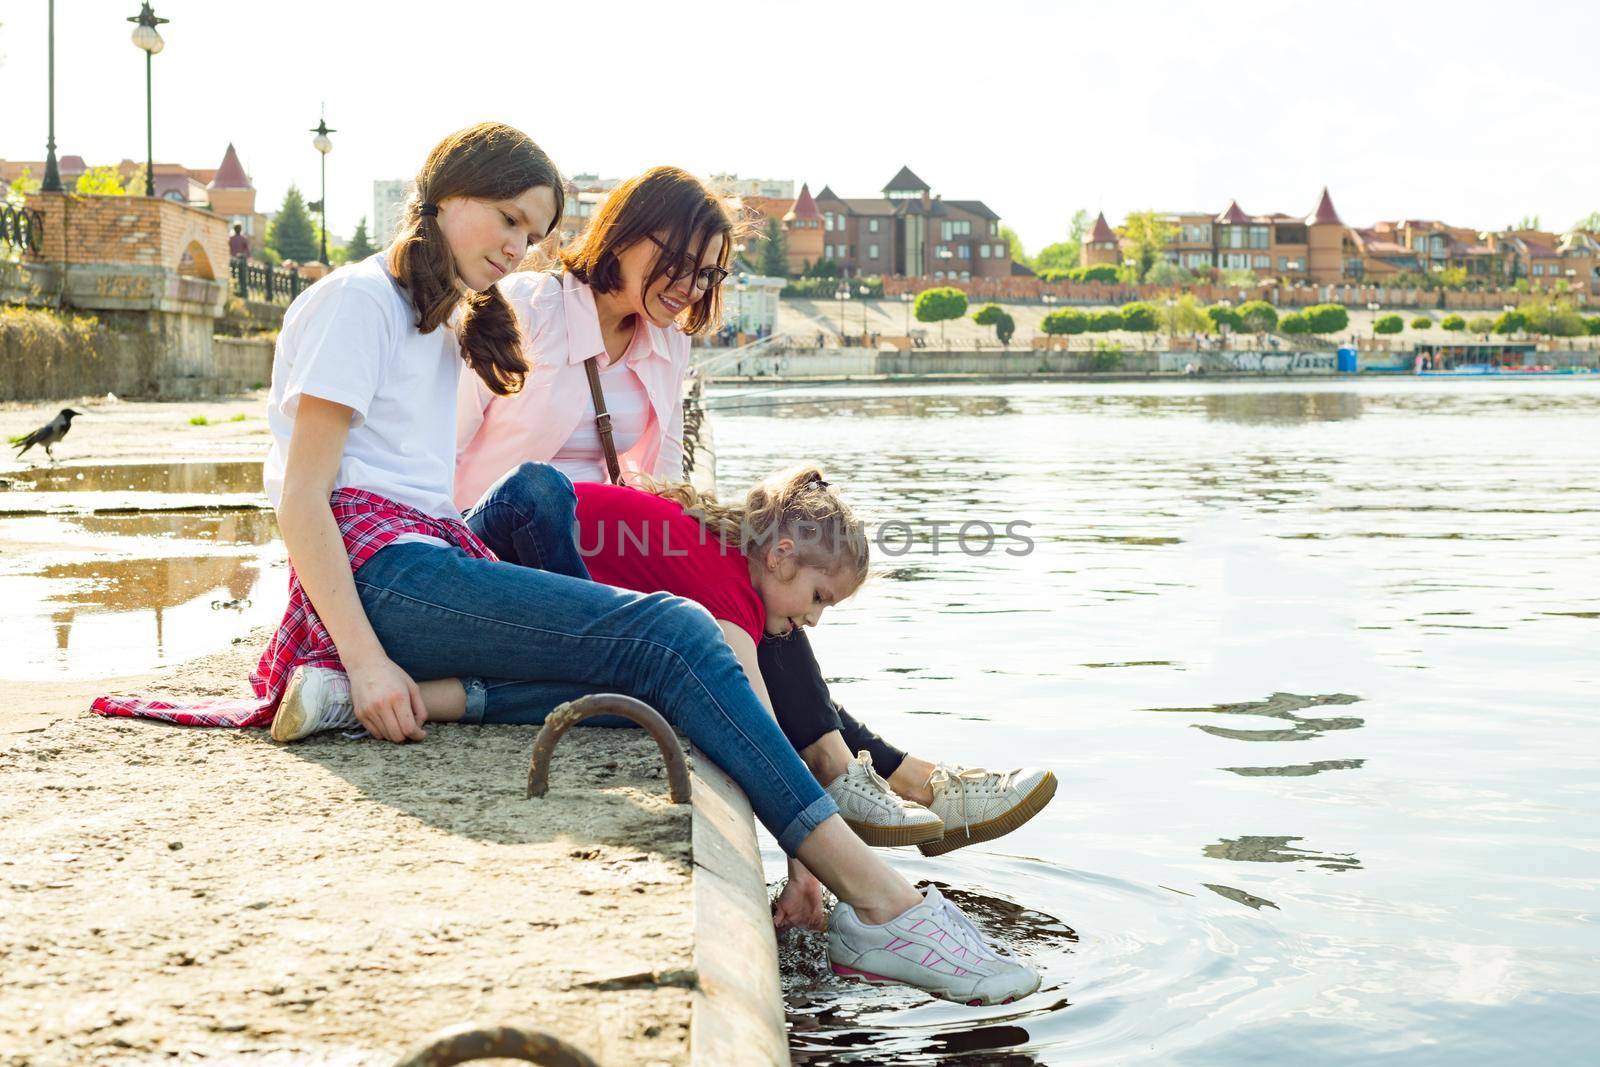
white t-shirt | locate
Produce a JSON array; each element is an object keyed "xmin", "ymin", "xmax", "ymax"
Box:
[{"xmin": 263, "ymin": 254, "xmax": 463, "ymax": 520}]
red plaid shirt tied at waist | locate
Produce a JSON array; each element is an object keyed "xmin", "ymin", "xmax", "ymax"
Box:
[{"xmin": 92, "ymin": 488, "xmax": 496, "ymax": 728}]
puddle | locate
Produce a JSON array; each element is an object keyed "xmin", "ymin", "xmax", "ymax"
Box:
[{"xmin": 0, "ymin": 462, "xmax": 284, "ymax": 678}]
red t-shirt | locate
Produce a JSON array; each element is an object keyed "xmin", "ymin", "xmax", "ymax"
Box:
[{"xmin": 574, "ymin": 482, "xmax": 766, "ymax": 643}]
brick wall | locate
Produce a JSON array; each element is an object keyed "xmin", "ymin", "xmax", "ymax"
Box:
[{"xmin": 22, "ymin": 192, "xmax": 231, "ymax": 282}]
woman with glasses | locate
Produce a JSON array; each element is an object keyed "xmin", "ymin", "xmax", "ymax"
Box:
[{"xmin": 454, "ymin": 165, "xmax": 731, "ymax": 507}]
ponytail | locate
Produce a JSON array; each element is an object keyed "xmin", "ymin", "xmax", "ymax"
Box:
[{"xmin": 386, "ymin": 122, "xmax": 564, "ymax": 396}]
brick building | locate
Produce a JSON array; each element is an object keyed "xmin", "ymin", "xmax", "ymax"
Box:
[
  {"xmin": 740, "ymin": 165, "xmax": 1011, "ymax": 280},
  {"xmin": 1088, "ymin": 187, "xmax": 1600, "ymax": 293}
]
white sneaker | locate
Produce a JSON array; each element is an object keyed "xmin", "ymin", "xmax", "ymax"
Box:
[
  {"xmin": 827, "ymin": 750, "xmax": 944, "ymax": 847},
  {"xmin": 828, "ymin": 886, "xmax": 1040, "ymax": 1005},
  {"xmin": 918, "ymin": 764, "xmax": 1056, "ymax": 857},
  {"xmin": 270, "ymin": 666, "xmax": 359, "ymax": 742}
]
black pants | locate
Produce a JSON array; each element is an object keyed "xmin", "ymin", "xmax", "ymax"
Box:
[{"xmin": 757, "ymin": 628, "xmax": 906, "ymax": 779}]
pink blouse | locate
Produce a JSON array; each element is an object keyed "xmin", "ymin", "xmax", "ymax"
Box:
[{"xmin": 454, "ymin": 271, "xmax": 690, "ymax": 511}]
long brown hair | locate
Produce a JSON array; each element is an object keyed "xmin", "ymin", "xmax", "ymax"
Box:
[
  {"xmin": 646, "ymin": 466, "xmax": 870, "ymax": 591},
  {"xmin": 560, "ymin": 166, "xmax": 743, "ymax": 337},
  {"xmin": 388, "ymin": 122, "xmax": 564, "ymax": 394}
]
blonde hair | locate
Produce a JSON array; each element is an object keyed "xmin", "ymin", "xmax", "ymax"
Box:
[{"xmin": 644, "ymin": 465, "xmax": 869, "ymax": 589}]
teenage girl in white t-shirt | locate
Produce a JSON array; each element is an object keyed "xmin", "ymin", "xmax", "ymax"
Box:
[{"xmin": 262, "ymin": 122, "xmax": 1037, "ymax": 1006}]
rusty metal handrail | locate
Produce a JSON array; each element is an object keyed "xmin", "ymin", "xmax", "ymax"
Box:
[
  {"xmin": 526, "ymin": 694, "xmax": 691, "ymax": 804},
  {"xmin": 392, "ymin": 1024, "xmax": 600, "ymax": 1066}
]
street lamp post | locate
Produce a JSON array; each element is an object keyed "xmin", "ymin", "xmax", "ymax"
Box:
[
  {"xmin": 128, "ymin": 2, "xmax": 168, "ymax": 198},
  {"xmin": 1367, "ymin": 300, "xmax": 1381, "ymax": 339},
  {"xmin": 835, "ymin": 283, "xmax": 850, "ymax": 341},
  {"xmin": 310, "ymin": 113, "xmax": 335, "ymax": 265},
  {"xmin": 858, "ymin": 284, "xmax": 870, "ymax": 339},
  {"xmin": 735, "ymin": 274, "xmax": 748, "ymax": 337},
  {"xmin": 42, "ymin": 0, "xmax": 63, "ymax": 192},
  {"xmin": 900, "ymin": 291, "xmax": 914, "ymax": 335}
]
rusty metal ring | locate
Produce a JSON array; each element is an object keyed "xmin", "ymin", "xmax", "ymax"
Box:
[
  {"xmin": 526, "ymin": 693, "xmax": 691, "ymax": 804},
  {"xmin": 391, "ymin": 1024, "xmax": 600, "ymax": 1066}
]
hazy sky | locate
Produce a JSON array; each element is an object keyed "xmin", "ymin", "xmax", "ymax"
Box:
[{"xmin": 3, "ymin": 0, "xmax": 1596, "ymax": 253}]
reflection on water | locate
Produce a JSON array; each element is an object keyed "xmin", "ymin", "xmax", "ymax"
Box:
[
  {"xmin": 1204, "ymin": 389, "xmax": 1365, "ymax": 424},
  {"xmin": 713, "ymin": 380, "xmax": 1600, "ymax": 1063},
  {"xmin": 3, "ymin": 459, "xmax": 262, "ymax": 495},
  {"xmin": 708, "ymin": 392, "xmax": 1015, "ymax": 421},
  {"xmin": 0, "ymin": 465, "xmax": 283, "ymax": 678},
  {"xmin": 1149, "ymin": 692, "xmax": 1365, "ymax": 743},
  {"xmin": 1203, "ymin": 835, "xmax": 1362, "ymax": 872},
  {"xmin": 1221, "ymin": 758, "xmax": 1366, "ymax": 777}
]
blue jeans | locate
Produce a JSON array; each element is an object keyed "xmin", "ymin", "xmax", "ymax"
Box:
[{"xmin": 353, "ymin": 468, "xmax": 837, "ymax": 854}]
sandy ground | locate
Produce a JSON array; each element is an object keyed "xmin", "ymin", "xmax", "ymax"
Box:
[
  {"xmin": 2, "ymin": 391, "xmax": 273, "ymax": 471},
  {"xmin": 0, "ymin": 634, "xmax": 697, "ymax": 1066}
]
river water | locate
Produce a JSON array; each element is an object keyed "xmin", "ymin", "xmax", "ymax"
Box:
[{"xmin": 707, "ymin": 379, "xmax": 1600, "ymax": 1065}]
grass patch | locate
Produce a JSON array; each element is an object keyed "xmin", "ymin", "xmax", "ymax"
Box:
[
  {"xmin": 229, "ymin": 413, "xmax": 247, "ymax": 422},
  {"xmin": 189, "ymin": 415, "xmax": 209, "ymax": 426}
]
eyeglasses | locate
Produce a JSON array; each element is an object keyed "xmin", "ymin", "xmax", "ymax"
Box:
[{"xmin": 648, "ymin": 236, "xmax": 729, "ymax": 292}]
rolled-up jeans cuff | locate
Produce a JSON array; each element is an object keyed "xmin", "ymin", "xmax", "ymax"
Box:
[
  {"xmin": 460, "ymin": 677, "xmax": 488, "ymax": 725},
  {"xmin": 776, "ymin": 793, "xmax": 840, "ymax": 856}
]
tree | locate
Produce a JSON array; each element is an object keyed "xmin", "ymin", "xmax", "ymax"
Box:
[
  {"xmin": 1279, "ymin": 311, "xmax": 1310, "ymax": 335},
  {"xmin": 1118, "ymin": 302, "xmax": 1159, "ymax": 333},
  {"xmin": 1575, "ymin": 211, "xmax": 1600, "ymax": 232},
  {"xmin": 1304, "ymin": 303, "xmax": 1350, "ymax": 334},
  {"xmin": 1072, "ymin": 264, "xmax": 1119, "ymax": 284},
  {"xmin": 971, "ymin": 304, "xmax": 1015, "ymax": 346},
  {"xmin": 1410, "ymin": 316, "xmax": 1433, "ymax": 330},
  {"xmin": 269, "ymin": 185, "xmax": 318, "ymax": 263},
  {"xmin": 1511, "ymin": 214, "xmax": 1541, "ymax": 231},
  {"xmin": 1587, "ymin": 316, "xmax": 1600, "ymax": 336},
  {"xmin": 1144, "ymin": 261, "xmax": 1195, "ymax": 286},
  {"xmin": 1086, "ymin": 309, "xmax": 1125, "ymax": 332},
  {"xmin": 1492, "ymin": 309, "xmax": 1527, "ymax": 334},
  {"xmin": 346, "ymin": 216, "xmax": 376, "ymax": 261},
  {"xmin": 1117, "ymin": 211, "xmax": 1177, "ymax": 281},
  {"xmin": 1207, "ymin": 305, "xmax": 1243, "ymax": 332},
  {"xmin": 1519, "ymin": 299, "xmax": 1588, "ymax": 337},
  {"xmin": 1237, "ymin": 300, "xmax": 1278, "ymax": 334},
  {"xmin": 1161, "ymin": 294, "xmax": 1212, "ymax": 335},
  {"xmin": 1041, "ymin": 308, "xmax": 1088, "ymax": 336},
  {"xmin": 1441, "ymin": 314, "xmax": 1466, "ymax": 331},
  {"xmin": 1374, "ymin": 314, "xmax": 1404, "ymax": 335},
  {"xmin": 913, "ymin": 286, "xmax": 968, "ymax": 343},
  {"xmin": 1032, "ymin": 209, "xmax": 1090, "ymax": 273},
  {"xmin": 75, "ymin": 166, "xmax": 129, "ymax": 195},
  {"xmin": 1467, "ymin": 316, "xmax": 1495, "ymax": 334},
  {"xmin": 805, "ymin": 258, "xmax": 841, "ymax": 279},
  {"xmin": 7, "ymin": 167, "xmax": 40, "ymax": 201},
  {"xmin": 998, "ymin": 226, "xmax": 1027, "ymax": 268},
  {"xmin": 759, "ymin": 217, "xmax": 788, "ymax": 278}
]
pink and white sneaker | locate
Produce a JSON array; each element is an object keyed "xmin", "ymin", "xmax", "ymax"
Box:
[{"xmin": 827, "ymin": 886, "xmax": 1040, "ymax": 1005}]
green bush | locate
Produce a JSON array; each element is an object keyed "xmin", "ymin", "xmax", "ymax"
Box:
[
  {"xmin": 1441, "ymin": 314, "xmax": 1466, "ymax": 331},
  {"xmin": 972, "ymin": 304, "xmax": 1015, "ymax": 346},
  {"xmin": 1118, "ymin": 302, "xmax": 1159, "ymax": 332},
  {"xmin": 1304, "ymin": 303, "xmax": 1350, "ymax": 334},
  {"xmin": 1586, "ymin": 316, "xmax": 1600, "ymax": 336},
  {"xmin": 1279, "ymin": 311, "xmax": 1310, "ymax": 335},
  {"xmin": 1237, "ymin": 300, "xmax": 1278, "ymax": 333},
  {"xmin": 1467, "ymin": 316, "xmax": 1495, "ymax": 333},
  {"xmin": 1086, "ymin": 343, "xmax": 1125, "ymax": 371},
  {"xmin": 1493, "ymin": 309, "xmax": 1527, "ymax": 334},
  {"xmin": 1051, "ymin": 264, "xmax": 1119, "ymax": 284},
  {"xmin": 1206, "ymin": 305, "xmax": 1243, "ymax": 332},
  {"xmin": 1087, "ymin": 309, "xmax": 1125, "ymax": 332},
  {"xmin": 1041, "ymin": 308, "xmax": 1088, "ymax": 335},
  {"xmin": 1410, "ymin": 316, "xmax": 1434, "ymax": 330},
  {"xmin": 914, "ymin": 286, "xmax": 969, "ymax": 341},
  {"xmin": 1374, "ymin": 314, "xmax": 1405, "ymax": 335}
]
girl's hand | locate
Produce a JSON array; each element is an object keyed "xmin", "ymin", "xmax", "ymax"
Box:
[
  {"xmin": 773, "ymin": 858, "xmax": 827, "ymax": 931},
  {"xmin": 348, "ymin": 655, "xmax": 428, "ymax": 743}
]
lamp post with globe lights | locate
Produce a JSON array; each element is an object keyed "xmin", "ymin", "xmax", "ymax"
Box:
[
  {"xmin": 310, "ymin": 114, "xmax": 336, "ymax": 264},
  {"xmin": 127, "ymin": 2, "xmax": 169, "ymax": 198}
]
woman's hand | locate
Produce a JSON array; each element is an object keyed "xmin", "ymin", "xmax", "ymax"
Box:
[
  {"xmin": 773, "ymin": 858, "xmax": 827, "ymax": 931},
  {"xmin": 348, "ymin": 654, "xmax": 428, "ymax": 743}
]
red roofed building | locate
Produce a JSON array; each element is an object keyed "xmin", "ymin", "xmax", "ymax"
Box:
[{"xmin": 1082, "ymin": 212, "xmax": 1120, "ymax": 267}]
